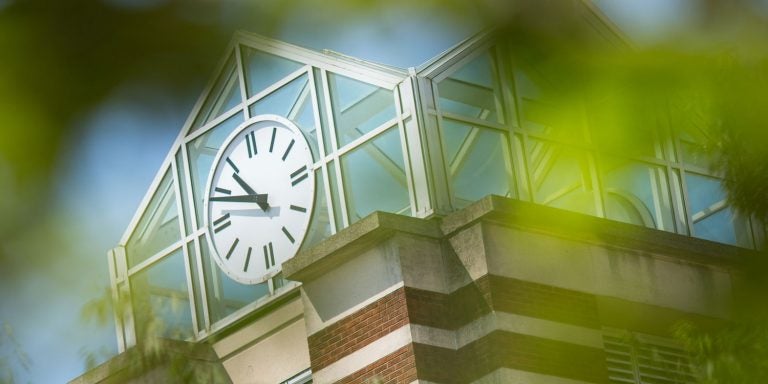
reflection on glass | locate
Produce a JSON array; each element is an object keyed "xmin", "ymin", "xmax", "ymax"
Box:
[
  {"xmin": 200, "ymin": 235, "xmax": 270, "ymax": 323},
  {"xmin": 601, "ymin": 157, "xmax": 674, "ymax": 231},
  {"xmin": 250, "ymin": 74, "xmax": 320, "ymax": 159},
  {"xmin": 513, "ymin": 67, "xmax": 584, "ymax": 142},
  {"xmin": 187, "ymin": 113, "xmax": 244, "ymax": 228},
  {"xmin": 685, "ymin": 173, "xmax": 752, "ymax": 247},
  {"xmin": 341, "ymin": 127, "xmax": 410, "ymax": 223},
  {"xmin": 328, "ymin": 73, "xmax": 396, "ymax": 147},
  {"xmin": 191, "ymin": 54, "xmax": 241, "ymax": 132},
  {"xmin": 678, "ymin": 125, "xmax": 712, "ymax": 169},
  {"xmin": 442, "ymin": 119, "xmax": 513, "ymax": 208},
  {"xmin": 130, "ymin": 248, "xmax": 193, "ymax": 340},
  {"xmin": 241, "ymin": 45, "xmax": 303, "ymax": 99},
  {"xmin": 437, "ymin": 50, "xmax": 501, "ymax": 123},
  {"xmin": 126, "ymin": 169, "xmax": 181, "ymax": 267},
  {"xmin": 528, "ymin": 138, "xmax": 597, "ymax": 216},
  {"xmin": 300, "ymin": 168, "xmax": 332, "ymax": 252}
]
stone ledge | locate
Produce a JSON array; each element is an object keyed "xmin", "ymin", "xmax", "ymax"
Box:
[
  {"xmin": 283, "ymin": 211, "xmax": 441, "ymax": 282},
  {"xmin": 442, "ymin": 195, "xmax": 750, "ymax": 269}
]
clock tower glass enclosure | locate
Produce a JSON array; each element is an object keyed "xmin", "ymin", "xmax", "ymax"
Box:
[{"xmin": 111, "ymin": 30, "xmax": 765, "ymax": 350}]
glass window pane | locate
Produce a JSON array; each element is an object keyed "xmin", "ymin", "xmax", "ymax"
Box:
[
  {"xmin": 513, "ymin": 67, "xmax": 585, "ymax": 142},
  {"xmin": 437, "ymin": 50, "xmax": 502, "ymax": 123},
  {"xmin": 241, "ymin": 45, "xmax": 303, "ymax": 99},
  {"xmin": 601, "ymin": 157, "xmax": 674, "ymax": 232},
  {"xmin": 190, "ymin": 54, "xmax": 241, "ymax": 132},
  {"xmin": 528, "ymin": 138, "xmax": 597, "ymax": 216},
  {"xmin": 685, "ymin": 173, "xmax": 752, "ymax": 247},
  {"xmin": 187, "ymin": 113, "xmax": 244, "ymax": 228},
  {"xmin": 328, "ymin": 73, "xmax": 396, "ymax": 147},
  {"xmin": 126, "ymin": 169, "xmax": 181, "ymax": 267},
  {"xmin": 677, "ymin": 125, "xmax": 712, "ymax": 168},
  {"xmin": 442, "ymin": 119, "xmax": 514, "ymax": 208},
  {"xmin": 130, "ymin": 248, "xmax": 193, "ymax": 340},
  {"xmin": 250, "ymin": 74, "xmax": 320, "ymax": 159},
  {"xmin": 314, "ymin": 68, "xmax": 334, "ymax": 154},
  {"xmin": 200, "ymin": 235, "xmax": 270, "ymax": 324},
  {"xmin": 327, "ymin": 161, "xmax": 345, "ymax": 231},
  {"xmin": 341, "ymin": 127, "xmax": 410, "ymax": 223},
  {"xmin": 187, "ymin": 240, "xmax": 205, "ymax": 332}
]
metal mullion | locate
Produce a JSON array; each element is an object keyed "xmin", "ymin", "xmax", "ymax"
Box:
[
  {"xmin": 234, "ymin": 43, "xmax": 250, "ymax": 121},
  {"xmin": 335, "ymin": 118, "xmax": 399, "ymax": 157},
  {"xmin": 321, "ymin": 69, "xmax": 350, "ymax": 228},
  {"xmin": 170, "ymin": 155, "xmax": 188, "ymax": 243},
  {"xmin": 235, "ymin": 32, "xmax": 404, "ymax": 89},
  {"xmin": 180, "ymin": 142, "xmax": 200, "ymax": 233},
  {"xmin": 127, "ymin": 242, "xmax": 184, "ymax": 276},
  {"xmin": 243, "ymin": 66, "xmax": 310, "ymax": 107},
  {"xmin": 181, "ymin": 240, "xmax": 200, "ymax": 337},
  {"xmin": 678, "ymin": 168, "xmax": 696, "ymax": 236},
  {"xmin": 440, "ymin": 111, "xmax": 507, "ymax": 132},
  {"xmin": 193, "ymin": 234, "xmax": 211, "ymax": 332},
  {"xmin": 184, "ymin": 105, "xmax": 244, "ymax": 144},
  {"xmin": 108, "ymin": 249, "xmax": 126, "ymax": 352},
  {"xmin": 287, "ymin": 80, "xmax": 311, "ymax": 121},
  {"xmin": 308, "ymin": 68, "xmax": 337, "ymax": 234}
]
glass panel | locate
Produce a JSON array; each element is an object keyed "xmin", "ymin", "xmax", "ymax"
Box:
[
  {"xmin": 678, "ymin": 125, "xmax": 711, "ymax": 168},
  {"xmin": 685, "ymin": 173, "xmax": 752, "ymax": 247},
  {"xmin": 528, "ymin": 138, "xmax": 597, "ymax": 216},
  {"xmin": 130, "ymin": 248, "xmax": 194, "ymax": 340},
  {"xmin": 442, "ymin": 119, "xmax": 514, "ymax": 209},
  {"xmin": 241, "ymin": 45, "xmax": 303, "ymax": 98},
  {"xmin": 191, "ymin": 54, "xmax": 241, "ymax": 132},
  {"xmin": 589, "ymin": 99, "xmax": 658, "ymax": 159},
  {"xmin": 601, "ymin": 157, "xmax": 674, "ymax": 232},
  {"xmin": 250, "ymin": 74, "xmax": 320, "ymax": 159},
  {"xmin": 126, "ymin": 169, "xmax": 181, "ymax": 267},
  {"xmin": 437, "ymin": 50, "xmax": 502, "ymax": 123},
  {"xmin": 513, "ymin": 67, "xmax": 585, "ymax": 142},
  {"xmin": 200, "ymin": 235, "xmax": 270, "ymax": 323},
  {"xmin": 175, "ymin": 150, "xmax": 193, "ymax": 236},
  {"xmin": 341, "ymin": 127, "xmax": 410, "ymax": 223},
  {"xmin": 300, "ymin": 168, "xmax": 333, "ymax": 252},
  {"xmin": 187, "ymin": 113, "xmax": 244, "ymax": 228},
  {"xmin": 328, "ymin": 73, "xmax": 396, "ymax": 147}
]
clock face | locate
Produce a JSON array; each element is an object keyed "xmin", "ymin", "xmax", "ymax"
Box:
[{"xmin": 204, "ymin": 115, "xmax": 315, "ymax": 284}]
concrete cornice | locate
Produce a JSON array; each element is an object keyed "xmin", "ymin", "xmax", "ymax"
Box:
[
  {"xmin": 442, "ymin": 195, "xmax": 750, "ymax": 269},
  {"xmin": 283, "ymin": 212, "xmax": 442, "ymax": 282}
]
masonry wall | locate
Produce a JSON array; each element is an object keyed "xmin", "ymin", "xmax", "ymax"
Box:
[{"xmin": 284, "ymin": 196, "xmax": 737, "ymax": 384}]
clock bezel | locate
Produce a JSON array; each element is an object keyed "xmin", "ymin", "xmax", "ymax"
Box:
[{"xmin": 202, "ymin": 114, "xmax": 316, "ymax": 285}]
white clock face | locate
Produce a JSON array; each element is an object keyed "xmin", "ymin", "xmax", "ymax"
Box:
[{"xmin": 204, "ymin": 116, "xmax": 315, "ymax": 285}]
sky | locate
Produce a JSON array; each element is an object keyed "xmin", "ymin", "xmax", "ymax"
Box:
[{"xmin": 0, "ymin": 1, "xmax": 686, "ymax": 383}]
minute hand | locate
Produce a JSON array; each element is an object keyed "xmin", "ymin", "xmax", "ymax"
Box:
[
  {"xmin": 231, "ymin": 172, "xmax": 269, "ymax": 211},
  {"xmin": 209, "ymin": 194, "xmax": 268, "ymax": 203}
]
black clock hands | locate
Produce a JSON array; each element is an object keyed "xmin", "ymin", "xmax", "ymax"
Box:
[{"xmin": 230, "ymin": 172, "xmax": 270, "ymax": 211}]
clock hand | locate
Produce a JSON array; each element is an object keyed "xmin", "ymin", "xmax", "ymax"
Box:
[
  {"xmin": 209, "ymin": 194, "xmax": 268, "ymax": 203},
  {"xmin": 231, "ymin": 173, "xmax": 270, "ymax": 211}
]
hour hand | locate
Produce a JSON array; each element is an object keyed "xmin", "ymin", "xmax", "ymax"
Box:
[{"xmin": 230, "ymin": 172, "xmax": 270, "ymax": 211}]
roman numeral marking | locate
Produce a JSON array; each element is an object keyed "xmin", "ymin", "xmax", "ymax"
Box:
[
  {"xmin": 289, "ymin": 205, "xmax": 307, "ymax": 213},
  {"xmin": 282, "ymin": 226, "xmax": 295, "ymax": 244},
  {"xmin": 281, "ymin": 139, "xmax": 295, "ymax": 161},
  {"xmin": 263, "ymin": 242, "xmax": 275, "ymax": 269},
  {"xmin": 214, "ymin": 187, "xmax": 231, "ymax": 195},
  {"xmin": 243, "ymin": 246, "xmax": 252, "ymax": 272},
  {"xmin": 290, "ymin": 165, "xmax": 308, "ymax": 186},
  {"xmin": 225, "ymin": 238, "xmax": 239, "ymax": 260},
  {"xmin": 246, "ymin": 131, "xmax": 257, "ymax": 158},
  {"xmin": 226, "ymin": 158, "xmax": 240, "ymax": 173},
  {"xmin": 213, "ymin": 213, "xmax": 231, "ymax": 233},
  {"xmin": 269, "ymin": 127, "xmax": 277, "ymax": 153}
]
